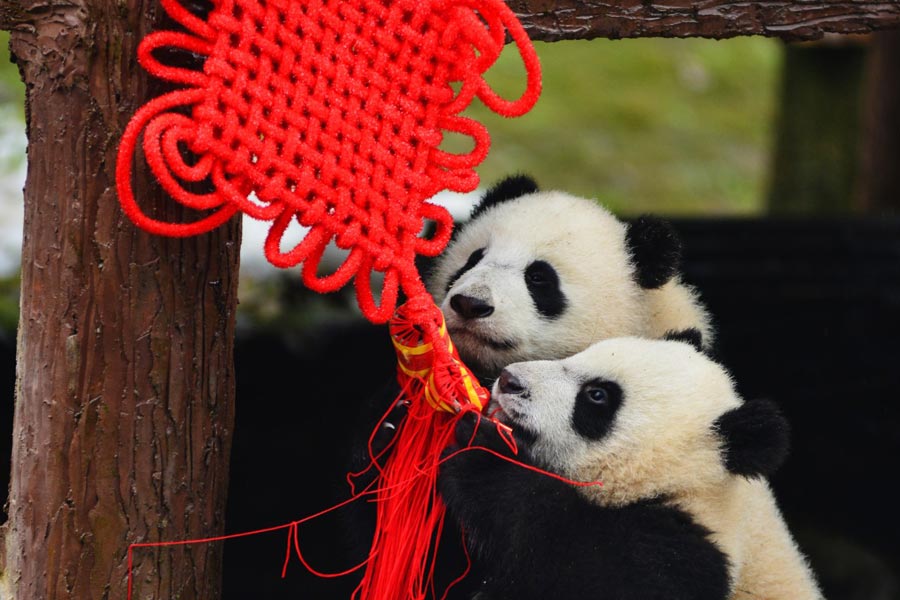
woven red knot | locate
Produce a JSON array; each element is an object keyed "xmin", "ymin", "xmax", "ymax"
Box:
[
  {"xmin": 390, "ymin": 301, "xmax": 489, "ymax": 412},
  {"xmin": 116, "ymin": 0, "xmax": 541, "ymax": 323}
]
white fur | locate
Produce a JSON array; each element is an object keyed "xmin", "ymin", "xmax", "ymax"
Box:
[
  {"xmin": 428, "ymin": 190, "xmax": 713, "ymax": 378},
  {"xmin": 493, "ymin": 338, "xmax": 823, "ymax": 600}
]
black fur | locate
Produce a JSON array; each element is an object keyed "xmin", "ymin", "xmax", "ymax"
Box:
[
  {"xmin": 470, "ymin": 175, "xmax": 540, "ymax": 222},
  {"xmin": 446, "ymin": 248, "xmax": 485, "ymax": 293},
  {"xmin": 524, "ymin": 260, "xmax": 567, "ymax": 319},
  {"xmin": 625, "ymin": 216, "xmax": 683, "ymax": 289},
  {"xmin": 440, "ymin": 413, "xmax": 732, "ymax": 600},
  {"xmin": 664, "ymin": 328, "xmax": 704, "ymax": 352},
  {"xmin": 715, "ymin": 398, "xmax": 791, "ymax": 478},
  {"xmin": 571, "ymin": 378, "xmax": 623, "ymax": 441},
  {"xmin": 346, "ymin": 382, "xmax": 479, "ymax": 598}
]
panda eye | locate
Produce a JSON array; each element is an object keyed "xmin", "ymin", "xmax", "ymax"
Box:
[
  {"xmin": 577, "ymin": 379, "xmax": 621, "ymax": 409},
  {"xmin": 574, "ymin": 379, "xmax": 623, "ymax": 440},
  {"xmin": 524, "ymin": 260, "xmax": 566, "ymax": 319},
  {"xmin": 525, "ymin": 261, "xmax": 556, "ymax": 287},
  {"xmin": 527, "ymin": 270, "xmax": 548, "ymax": 285},
  {"xmin": 585, "ymin": 387, "xmax": 608, "ymax": 404},
  {"xmin": 446, "ymin": 247, "xmax": 486, "ymax": 292},
  {"xmin": 466, "ymin": 248, "xmax": 486, "ymax": 266}
]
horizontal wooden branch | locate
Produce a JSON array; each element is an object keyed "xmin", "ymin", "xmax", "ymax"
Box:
[
  {"xmin": 0, "ymin": 3, "xmax": 27, "ymax": 30},
  {"xmin": 509, "ymin": 0, "xmax": 900, "ymax": 42},
  {"xmin": 4, "ymin": 2, "xmax": 898, "ymax": 41}
]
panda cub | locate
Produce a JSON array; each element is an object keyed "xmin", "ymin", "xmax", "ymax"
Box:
[
  {"xmin": 358, "ymin": 174, "xmax": 713, "ymax": 481},
  {"xmin": 350, "ymin": 176, "xmax": 717, "ymax": 597},
  {"xmin": 429, "ymin": 174, "xmax": 713, "ymax": 383},
  {"xmin": 439, "ymin": 337, "xmax": 823, "ymax": 600}
]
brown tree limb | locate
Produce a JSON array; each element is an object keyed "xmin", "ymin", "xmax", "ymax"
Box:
[
  {"xmin": 509, "ymin": 0, "xmax": 900, "ymax": 42},
  {"xmin": 6, "ymin": 1, "xmax": 897, "ymax": 40},
  {"xmin": 858, "ymin": 30, "xmax": 900, "ymax": 211},
  {"xmin": 1, "ymin": 1, "xmax": 240, "ymax": 599},
  {"xmin": 0, "ymin": 4, "xmax": 25, "ymax": 30}
]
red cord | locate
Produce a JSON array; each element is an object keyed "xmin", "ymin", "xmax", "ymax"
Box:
[
  {"xmin": 116, "ymin": 0, "xmax": 541, "ymax": 324},
  {"xmin": 126, "ymin": 483, "xmax": 377, "ymax": 600},
  {"xmin": 117, "ymin": 1, "xmax": 543, "ymax": 597},
  {"xmin": 125, "ymin": 421, "xmax": 600, "ymax": 600}
]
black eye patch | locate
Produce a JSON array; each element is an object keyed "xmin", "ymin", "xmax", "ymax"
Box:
[
  {"xmin": 446, "ymin": 248, "xmax": 485, "ymax": 293},
  {"xmin": 572, "ymin": 378, "xmax": 623, "ymax": 441},
  {"xmin": 524, "ymin": 260, "xmax": 566, "ymax": 319}
]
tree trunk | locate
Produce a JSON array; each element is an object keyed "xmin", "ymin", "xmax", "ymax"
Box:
[
  {"xmin": 0, "ymin": 2, "xmax": 240, "ymax": 599},
  {"xmin": 507, "ymin": 0, "xmax": 900, "ymax": 42},
  {"xmin": 858, "ymin": 30, "xmax": 900, "ymax": 213},
  {"xmin": 768, "ymin": 40, "xmax": 869, "ymax": 214}
]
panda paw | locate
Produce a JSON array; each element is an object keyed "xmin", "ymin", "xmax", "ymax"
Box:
[
  {"xmin": 453, "ymin": 410, "xmax": 480, "ymax": 446},
  {"xmin": 440, "ymin": 412, "xmax": 520, "ymax": 510},
  {"xmin": 451, "ymin": 411, "xmax": 515, "ymax": 456},
  {"xmin": 368, "ymin": 398, "xmax": 409, "ymax": 457}
]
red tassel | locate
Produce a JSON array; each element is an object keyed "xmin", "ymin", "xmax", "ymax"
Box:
[
  {"xmin": 351, "ymin": 299, "xmax": 487, "ymax": 600},
  {"xmin": 357, "ymin": 398, "xmax": 458, "ymax": 599}
]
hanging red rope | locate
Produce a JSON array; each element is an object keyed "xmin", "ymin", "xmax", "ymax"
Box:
[{"xmin": 116, "ymin": 0, "xmax": 541, "ymax": 597}]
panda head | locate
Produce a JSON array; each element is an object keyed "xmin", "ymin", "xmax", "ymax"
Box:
[
  {"xmin": 429, "ymin": 175, "xmax": 686, "ymax": 381},
  {"xmin": 491, "ymin": 337, "xmax": 790, "ymax": 506}
]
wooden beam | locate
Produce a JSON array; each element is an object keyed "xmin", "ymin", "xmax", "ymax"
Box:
[{"xmin": 509, "ymin": 1, "xmax": 900, "ymax": 42}]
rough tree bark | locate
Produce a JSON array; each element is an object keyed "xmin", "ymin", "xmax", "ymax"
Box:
[
  {"xmin": 0, "ymin": 2, "xmax": 241, "ymax": 599},
  {"xmin": 509, "ymin": 0, "xmax": 900, "ymax": 42}
]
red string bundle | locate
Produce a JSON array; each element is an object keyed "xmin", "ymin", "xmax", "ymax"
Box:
[
  {"xmin": 115, "ymin": 0, "xmax": 541, "ymax": 597},
  {"xmin": 357, "ymin": 300, "xmax": 489, "ymax": 599}
]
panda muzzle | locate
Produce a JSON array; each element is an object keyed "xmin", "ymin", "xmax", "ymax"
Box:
[{"xmin": 498, "ymin": 369, "xmax": 527, "ymax": 396}]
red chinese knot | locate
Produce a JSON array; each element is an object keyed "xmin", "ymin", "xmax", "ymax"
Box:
[
  {"xmin": 116, "ymin": 0, "xmax": 541, "ymax": 323},
  {"xmin": 117, "ymin": 1, "xmax": 541, "ymax": 597}
]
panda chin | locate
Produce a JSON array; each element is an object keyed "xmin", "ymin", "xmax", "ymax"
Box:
[
  {"xmin": 447, "ymin": 325, "xmax": 518, "ymax": 354},
  {"xmin": 486, "ymin": 399, "xmax": 509, "ymax": 423},
  {"xmin": 489, "ymin": 397, "xmax": 532, "ymax": 434}
]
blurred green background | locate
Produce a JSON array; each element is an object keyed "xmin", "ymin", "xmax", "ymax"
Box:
[
  {"xmin": 0, "ymin": 32, "xmax": 780, "ymax": 215},
  {"xmin": 0, "ymin": 32, "xmax": 783, "ymax": 331},
  {"xmin": 448, "ymin": 38, "xmax": 779, "ymax": 215}
]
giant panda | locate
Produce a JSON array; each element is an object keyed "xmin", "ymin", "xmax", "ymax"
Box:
[
  {"xmin": 348, "ymin": 176, "xmax": 716, "ymax": 597},
  {"xmin": 357, "ymin": 174, "xmax": 715, "ymax": 467},
  {"xmin": 427, "ymin": 174, "xmax": 713, "ymax": 383},
  {"xmin": 439, "ymin": 336, "xmax": 823, "ymax": 600}
]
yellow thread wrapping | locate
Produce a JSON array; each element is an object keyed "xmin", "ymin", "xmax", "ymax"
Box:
[{"xmin": 392, "ymin": 318, "xmax": 484, "ymax": 413}]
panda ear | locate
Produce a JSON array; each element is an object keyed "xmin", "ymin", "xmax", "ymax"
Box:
[
  {"xmin": 715, "ymin": 398, "xmax": 791, "ymax": 478},
  {"xmin": 625, "ymin": 216, "xmax": 682, "ymax": 289},
  {"xmin": 663, "ymin": 328, "xmax": 703, "ymax": 352},
  {"xmin": 470, "ymin": 174, "xmax": 539, "ymax": 221}
]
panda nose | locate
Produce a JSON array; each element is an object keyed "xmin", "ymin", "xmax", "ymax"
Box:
[
  {"xmin": 498, "ymin": 369, "xmax": 526, "ymax": 395},
  {"xmin": 449, "ymin": 294, "xmax": 494, "ymax": 320}
]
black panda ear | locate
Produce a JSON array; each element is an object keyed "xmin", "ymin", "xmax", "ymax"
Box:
[
  {"xmin": 625, "ymin": 216, "xmax": 682, "ymax": 289},
  {"xmin": 663, "ymin": 328, "xmax": 703, "ymax": 352},
  {"xmin": 470, "ymin": 174, "xmax": 539, "ymax": 221},
  {"xmin": 715, "ymin": 398, "xmax": 790, "ymax": 478}
]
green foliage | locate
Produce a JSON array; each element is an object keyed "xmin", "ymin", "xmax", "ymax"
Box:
[
  {"xmin": 448, "ymin": 38, "xmax": 780, "ymax": 216},
  {"xmin": 0, "ymin": 33, "xmax": 780, "ymax": 329},
  {"xmin": 0, "ymin": 273, "xmax": 19, "ymax": 335},
  {"xmin": 0, "ymin": 31, "xmax": 25, "ymax": 177},
  {"xmin": 0, "ymin": 31, "xmax": 24, "ymax": 110}
]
